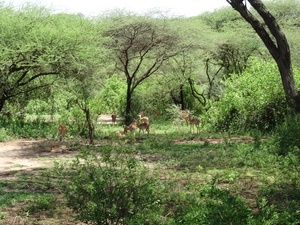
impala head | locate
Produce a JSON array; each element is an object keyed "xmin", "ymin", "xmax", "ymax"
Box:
[{"xmin": 138, "ymin": 114, "xmax": 149, "ymax": 123}]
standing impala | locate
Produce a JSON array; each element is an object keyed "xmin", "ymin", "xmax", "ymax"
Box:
[
  {"xmin": 188, "ymin": 115, "xmax": 200, "ymax": 134},
  {"xmin": 58, "ymin": 124, "xmax": 68, "ymax": 142},
  {"xmin": 111, "ymin": 112, "xmax": 117, "ymax": 124},
  {"xmin": 180, "ymin": 110, "xmax": 190, "ymax": 126},
  {"xmin": 124, "ymin": 120, "xmax": 138, "ymax": 139},
  {"xmin": 137, "ymin": 122, "xmax": 150, "ymax": 135}
]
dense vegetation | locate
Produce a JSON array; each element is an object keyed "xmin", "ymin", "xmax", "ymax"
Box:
[{"xmin": 1, "ymin": 0, "xmax": 300, "ymax": 224}]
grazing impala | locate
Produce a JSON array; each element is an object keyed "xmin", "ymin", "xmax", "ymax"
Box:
[
  {"xmin": 188, "ymin": 115, "xmax": 200, "ymax": 134},
  {"xmin": 58, "ymin": 124, "xmax": 68, "ymax": 142},
  {"xmin": 138, "ymin": 114, "xmax": 149, "ymax": 124},
  {"xmin": 137, "ymin": 122, "xmax": 150, "ymax": 135},
  {"xmin": 124, "ymin": 120, "xmax": 138, "ymax": 139}
]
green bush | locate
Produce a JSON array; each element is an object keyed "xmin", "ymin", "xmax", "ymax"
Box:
[
  {"xmin": 256, "ymin": 184, "xmax": 300, "ymax": 225},
  {"xmin": 173, "ymin": 184, "xmax": 252, "ymax": 225},
  {"xmin": 205, "ymin": 58, "xmax": 298, "ymax": 133},
  {"xmin": 273, "ymin": 115, "xmax": 300, "ymax": 156},
  {"xmin": 0, "ymin": 116, "xmax": 53, "ymax": 139},
  {"xmin": 0, "ymin": 128, "xmax": 8, "ymax": 142},
  {"xmin": 54, "ymin": 145, "xmax": 164, "ymax": 225},
  {"xmin": 93, "ymin": 74, "xmax": 127, "ymax": 115},
  {"xmin": 27, "ymin": 194, "xmax": 57, "ymax": 213}
]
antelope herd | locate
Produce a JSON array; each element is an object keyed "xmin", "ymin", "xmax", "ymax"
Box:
[
  {"xmin": 113, "ymin": 109, "xmax": 200, "ymax": 139},
  {"xmin": 53, "ymin": 109, "xmax": 200, "ymax": 147},
  {"xmin": 114, "ymin": 114, "xmax": 150, "ymax": 139}
]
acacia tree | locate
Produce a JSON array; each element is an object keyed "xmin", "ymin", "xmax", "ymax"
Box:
[
  {"xmin": 104, "ymin": 16, "xmax": 179, "ymax": 124},
  {"xmin": 0, "ymin": 4, "xmax": 98, "ymax": 114},
  {"xmin": 226, "ymin": 0, "xmax": 300, "ymax": 113}
]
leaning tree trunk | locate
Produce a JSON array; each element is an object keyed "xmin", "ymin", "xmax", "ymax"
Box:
[{"xmin": 227, "ymin": 0, "xmax": 300, "ymax": 113}]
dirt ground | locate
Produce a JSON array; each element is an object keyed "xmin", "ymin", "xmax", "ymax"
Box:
[
  {"xmin": 0, "ymin": 114, "xmax": 118, "ymax": 173},
  {"xmin": 0, "ymin": 139, "xmax": 78, "ymax": 173},
  {"xmin": 0, "ymin": 136, "xmax": 257, "ymax": 174}
]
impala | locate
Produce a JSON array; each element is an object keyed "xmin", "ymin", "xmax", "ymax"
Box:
[
  {"xmin": 49, "ymin": 139, "xmax": 68, "ymax": 153},
  {"xmin": 111, "ymin": 112, "xmax": 117, "ymax": 124},
  {"xmin": 115, "ymin": 130, "xmax": 125, "ymax": 138},
  {"xmin": 188, "ymin": 115, "xmax": 200, "ymax": 134},
  {"xmin": 58, "ymin": 124, "xmax": 68, "ymax": 142},
  {"xmin": 124, "ymin": 120, "xmax": 138, "ymax": 138},
  {"xmin": 137, "ymin": 122, "xmax": 150, "ymax": 135},
  {"xmin": 180, "ymin": 110, "xmax": 190, "ymax": 126}
]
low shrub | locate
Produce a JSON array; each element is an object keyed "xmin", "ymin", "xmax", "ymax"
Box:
[{"xmin": 53, "ymin": 145, "xmax": 164, "ymax": 225}]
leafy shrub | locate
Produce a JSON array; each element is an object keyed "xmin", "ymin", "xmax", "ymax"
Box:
[
  {"xmin": 54, "ymin": 145, "xmax": 164, "ymax": 225},
  {"xmin": 205, "ymin": 58, "xmax": 298, "ymax": 133},
  {"xmin": 27, "ymin": 194, "xmax": 57, "ymax": 213},
  {"xmin": 0, "ymin": 128, "xmax": 8, "ymax": 142},
  {"xmin": 173, "ymin": 183, "xmax": 252, "ymax": 225},
  {"xmin": 256, "ymin": 184, "xmax": 300, "ymax": 225},
  {"xmin": 0, "ymin": 116, "xmax": 53, "ymax": 139},
  {"xmin": 93, "ymin": 74, "xmax": 127, "ymax": 115},
  {"xmin": 273, "ymin": 114, "xmax": 300, "ymax": 156}
]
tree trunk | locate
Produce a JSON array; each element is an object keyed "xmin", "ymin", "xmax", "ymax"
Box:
[
  {"xmin": 180, "ymin": 84, "xmax": 185, "ymax": 110},
  {"xmin": 0, "ymin": 95, "xmax": 6, "ymax": 113},
  {"xmin": 85, "ymin": 108, "xmax": 94, "ymax": 145},
  {"xmin": 76, "ymin": 99, "xmax": 94, "ymax": 144},
  {"xmin": 276, "ymin": 59, "xmax": 300, "ymax": 113},
  {"xmin": 125, "ymin": 85, "xmax": 132, "ymax": 125},
  {"xmin": 227, "ymin": 0, "xmax": 300, "ymax": 113}
]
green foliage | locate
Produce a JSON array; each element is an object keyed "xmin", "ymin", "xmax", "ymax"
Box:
[
  {"xmin": 0, "ymin": 116, "xmax": 53, "ymax": 139},
  {"xmin": 26, "ymin": 194, "xmax": 56, "ymax": 213},
  {"xmin": 0, "ymin": 128, "xmax": 8, "ymax": 142},
  {"xmin": 94, "ymin": 74, "xmax": 127, "ymax": 115},
  {"xmin": 206, "ymin": 58, "xmax": 290, "ymax": 133},
  {"xmin": 173, "ymin": 184, "xmax": 252, "ymax": 225},
  {"xmin": 273, "ymin": 115, "xmax": 300, "ymax": 155},
  {"xmin": 264, "ymin": 0, "xmax": 300, "ymax": 25},
  {"xmin": 54, "ymin": 145, "xmax": 163, "ymax": 225},
  {"xmin": 200, "ymin": 6, "xmax": 243, "ymax": 31},
  {"xmin": 257, "ymin": 185, "xmax": 300, "ymax": 225}
]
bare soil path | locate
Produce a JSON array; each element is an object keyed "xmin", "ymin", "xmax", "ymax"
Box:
[{"xmin": 0, "ymin": 139, "xmax": 77, "ymax": 173}]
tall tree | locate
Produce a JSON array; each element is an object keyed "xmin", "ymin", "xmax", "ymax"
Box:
[
  {"xmin": 0, "ymin": 4, "xmax": 99, "ymax": 113},
  {"xmin": 103, "ymin": 15, "xmax": 179, "ymax": 124},
  {"xmin": 226, "ymin": 0, "xmax": 300, "ymax": 113}
]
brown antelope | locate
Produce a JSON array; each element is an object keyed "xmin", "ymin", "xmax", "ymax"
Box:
[
  {"xmin": 180, "ymin": 110, "xmax": 190, "ymax": 126},
  {"xmin": 124, "ymin": 120, "xmax": 138, "ymax": 139},
  {"xmin": 188, "ymin": 115, "xmax": 200, "ymax": 134},
  {"xmin": 111, "ymin": 112, "xmax": 117, "ymax": 124},
  {"xmin": 49, "ymin": 139, "xmax": 68, "ymax": 153},
  {"xmin": 137, "ymin": 122, "xmax": 150, "ymax": 135},
  {"xmin": 138, "ymin": 114, "xmax": 149, "ymax": 124},
  {"xmin": 58, "ymin": 124, "xmax": 68, "ymax": 142},
  {"xmin": 115, "ymin": 130, "xmax": 125, "ymax": 138}
]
